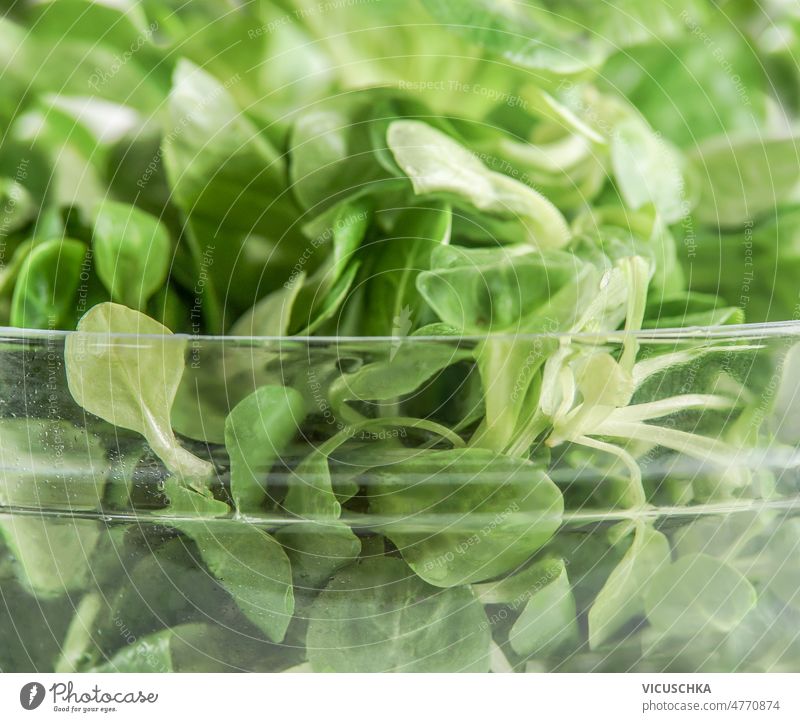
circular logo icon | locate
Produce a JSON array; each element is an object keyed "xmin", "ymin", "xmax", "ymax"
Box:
[{"xmin": 20, "ymin": 683, "xmax": 45, "ymax": 711}]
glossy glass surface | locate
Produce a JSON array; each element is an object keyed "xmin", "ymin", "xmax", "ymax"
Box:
[{"xmin": 1, "ymin": 325, "xmax": 800, "ymax": 672}]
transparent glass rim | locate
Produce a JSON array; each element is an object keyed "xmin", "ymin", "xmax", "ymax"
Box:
[{"xmin": 1, "ymin": 319, "xmax": 800, "ymax": 344}]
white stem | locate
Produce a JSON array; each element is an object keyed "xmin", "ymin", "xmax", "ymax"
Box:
[
  {"xmin": 632, "ymin": 345, "xmax": 763, "ymax": 388},
  {"xmin": 620, "ymin": 256, "xmax": 649, "ymax": 372},
  {"xmin": 572, "ymin": 434, "xmax": 646, "ymax": 507},
  {"xmin": 539, "ymin": 344, "xmax": 572, "ymax": 417},
  {"xmin": 607, "ymin": 394, "xmax": 735, "ymax": 423},
  {"xmin": 594, "ymin": 420, "xmax": 740, "ymax": 466}
]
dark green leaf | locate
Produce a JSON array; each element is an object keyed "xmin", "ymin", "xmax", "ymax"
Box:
[
  {"xmin": 225, "ymin": 385, "xmax": 306, "ymax": 512},
  {"xmin": 369, "ymin": 448, "xmax": 563, "ymax": 586},
  {"xmin": 93, "ymin": 201, "xmax": 171, "ymax": 311},
  {"xmin": 307, "ymin": 557, "xmax": 490, "ymax": 671},
  {"xmin": 10, "ymin": 238, "xmax": 86, "ymax": 329}
]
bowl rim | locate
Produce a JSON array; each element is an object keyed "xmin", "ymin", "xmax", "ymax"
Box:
[{"xmin": 1, "ymin": 319, "xmax": 800, "ymax": 344}]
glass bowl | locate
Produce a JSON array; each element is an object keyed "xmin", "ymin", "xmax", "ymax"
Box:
[{"xmin": 1, "ymin": 323, "xmax": 800, "ymax": 673}]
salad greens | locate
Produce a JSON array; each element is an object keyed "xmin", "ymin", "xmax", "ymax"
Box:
[
  {"xmin": 225, "ymin": 385, "xmax": 307, "ymax": 513},
  {"xmin": 0, "ymin": 0, "xmax": 800, "ymax": 673},
  {"xmin": 64, "ymin": 303, "xmax": 215, "ymax": 487},
  {"xmin": 92, "ymin": 201, "xmax": 171, "ymax": 311}
]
